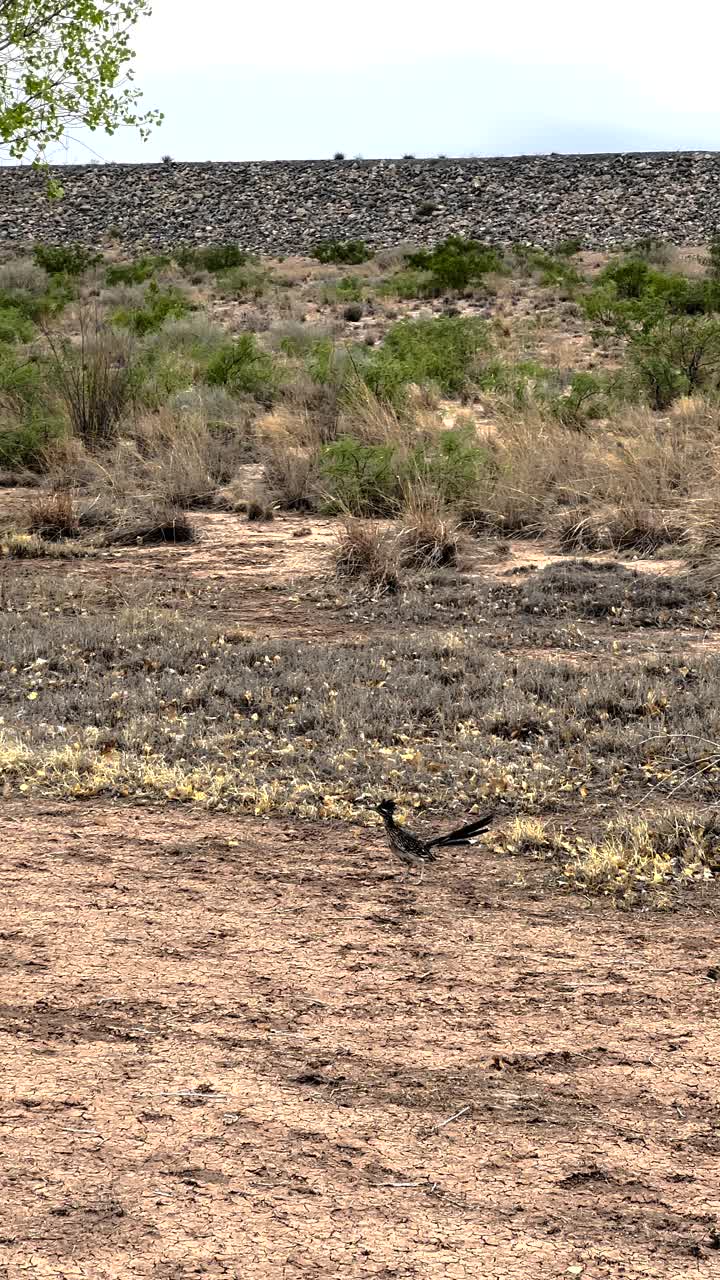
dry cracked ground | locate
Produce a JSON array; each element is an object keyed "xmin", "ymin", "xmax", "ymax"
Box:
[{"xmin": 1, "ymin": 512, "xmax": 720, "ymax": 1279}]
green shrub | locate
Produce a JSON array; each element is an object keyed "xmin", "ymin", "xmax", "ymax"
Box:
[
  {"xmin": 377, "ymin": 267, "xmax": 435, "ymax": 300},
  {"xmin": 174, "ymin": 243, "xmax": 247, "ymax": 273},
  {"xmin": 0, "ymin": 305, "xmax": 35, "ymax": 343},
  {"xmin": 512, "ymin": 245, "xmax": 582, "ymax": 288},
  {"xmin": 628, "ymin": 314, "xmax": 720, "ymax": 408},
  {"xmin": 114, "ymin": 283, "xmax": 191, "ymax": 336},
  {"xmin": 549, "ymin": 372, "xmax": 608, "ymax": 428},
  {"xmin": 319, "ymin": 426, "xmax": 493, "ymax": 516},
  {"xmin": 364, "ymin": 315, "xmax": 489, "ymax": 402},
  {"xmin": 105, "ymin": 256, "xmax": 168, "ymax": 287},
  {"xmin": 405, "ymin": 236, "xmax": 504, "ymax": 294},
  {"xmin": 414, "ymin": 425, "xmax": 494, "ymax": 503},
  {"xmin": 707, "ymin": 229, "xmax": 720, "ymax": 282},
  {"xmin": 0, "ymin": 349, "xmax": 62, "ymax": 468},
  {"xmin": 553, "ymin": 237, "xmax": 583, "ymax": 257},
  {"xmin": 477, "ymin": 358, "xmax": 557, "ymax": 405},
  {"xmin": 214, "ymin": 264, "xmax": 268, "ymax": 300},
  {"xmin": 322, "ymin": 275, "xmax": 365, "ymax": 304},
  {"xmin": 598, "ymin": 257, "xmax": 651, "ymax": 300},
  {"xmin": 33, "ymin": 243, "xmax": 99, "ymax": 276},
  {"xmin": 311, "ymin": 239, "xmax": 371, "ymax": 265},
  {"xmin": 319, "ymin": 438, "xmax": 403, "ymax": 515},
  {"xmin": 205, "ymin": 334, "xmax": 279, "ymax": 403}
]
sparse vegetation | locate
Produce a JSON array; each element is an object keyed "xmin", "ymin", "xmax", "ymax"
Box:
[
  {"xmin": 311, "ymin": 239, "xmax": 371, "ymax": 265},
  {"xmin": 1, "ymin": 232, "xmax": 720, "ymax": 914}
]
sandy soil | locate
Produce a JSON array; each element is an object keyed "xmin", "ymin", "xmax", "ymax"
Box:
[{"xmin": 1, "ymin": 800, "xmax": 719, "ymax": 1279}]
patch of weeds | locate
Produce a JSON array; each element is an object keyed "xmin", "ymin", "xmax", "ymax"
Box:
[
  {"xmin": 205, "ymin": 334, "xmax": 280, "ymax": 404},
  {"xmin": 511, "ymin": 245, "xmax": 582, "ymax": 289},
  {"xmin": 406, "ymin": 236, "xmax": 504, "ymax": 295},
  {"xmin": 33, "ymin": 243, "xmax": 99, "ymax": 277},
  {"xmin": 320, "ymin": 426, "xmax": 490, "ymax": 516},
  {"xmin": 549, "ymin": 372, "xmax": 608, "ymax": 428},
  {"xmin": 105, "ymin": 256, "xmax": 169, "ymax": 287},
  {"xmin": 565, "ymin": 812, "xmax": 720, "ymax": 903},
  {"xmin": 95, "ymin": 502, "xmax": 195, "ymax": 547},
  {"xmin": 334, "ymin": 518, "xmax": 400, "ymax": 592},
  {"xmin": 214, "ymin": 264, "xmax": 269, "ymax": 301},
  {"xmin": 322, "ymin": 275, "xmax": 365, "ymax": 305},
  {"xmin": 26, "ymin": 490, "xmax": 80, "ymax": 540},
  {"xmin": 320, "ymin": 437, "xmax": 401, "ymax": 515},
  {"xmin": 1, "ymin": 531, "xmax": 83, "ymax": 559},
  {"xmin": 396, "ymin": 503, "xmax": 462, "ymax": 568},
  {"xmin": 44, "ymin": 314, "xmax": 136, "ymax": 448},
  {"xmin": 175, "ymin": 244, "xmax": 247, "ymax": 273},
  {"xmin": 0, "ymin": 305, "xmax": 35, "ymax": 344},
  {"xmin": 114, "ymin": 283, "xmax": 192, "ymax": 337},
  {"xmin": 364, "ymin": 315, "xmax": 489, "ymax": 402},
  {"xmin": 311, "ymin": 240, "xmax": 371, "ymax": 265}
]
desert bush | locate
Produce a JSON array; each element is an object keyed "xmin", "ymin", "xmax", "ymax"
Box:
[
  {"xmin": 261, "ymin": 435, "xmax": 317, "ymax": 509},
  {"xmin": 0, "ymin": 259, "xmax": 52, "ymax": 321},
  {"xmin": 174, "ymin": 243, "xmax": 247, "ymax": 273},
  {"xmin": 553, "ymin": 237, "xmax": 583, "ymax": 257},
  {"xmin": 205, "ymin": 334, "xmax": 280, "ymax": 404},
  {"xmin": 404, "ymin": 236, "xmax": 504, "ymax": 295},
  {"xmin": 549, "ymin": 372, "xmax": 608, "ymax": 428},
  {"xmin": 0, "ymin": 258, "xmax": 48, "ymax": 296},
  {"xmin": 214, "ymin": 264, "xmax": 269, "ymax": 300},
  {"xmin": 0, "ymin": 305, "xmax": 35, "ymax": 343},
  {"xmin": 33, "ymin": 242, "xmax": 99, "ymax": 277},
  {"xmin": 552, "ymin": 503, "xmax": 685, "ymax": 554},
  {"xmin": 319, "ymin": 425, "xmax": 491, "ymax": 516},
  {"xmin": 311, "ymin": 240, "xmax": 371, "ymax": 265},
  {"xmin": 105, "ymin": 256, "xmax": 168, "ymax": 286},
  {"xmin": 0, "ymin": 346, "xmax": 63, "ymax": 469},
  {"xmin": 136, "ymin": 316, "xmax": 229, "ymax": 407},
  {"xmin": 629, "ymin": 315, "xmax": 720, "ymax": 408},
  {"xmin": 44, "ymin": 312, "xmax": 136, "ymax": 448},
  {"xmin": 320, "ymin": 438, "xmax": 401, "ymax": 515},
  {"xmin": 364, "ymin": 315, "xmax": 489, "ymax": 402},
  {"xmin": 114, "ymin": 283, "xmax": 191, "ymax": 336},
  {"xmin": 343, "ymin": 303, "xmax": 364, "ymax": 323},
  {"xmin": 706, "ymin": 230, "xmax": 720, "ymax": 282}
]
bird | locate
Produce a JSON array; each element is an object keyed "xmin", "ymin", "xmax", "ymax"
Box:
[{"xmin": 374, "ymin": 799, "xmax": 493, "ymax": 880}]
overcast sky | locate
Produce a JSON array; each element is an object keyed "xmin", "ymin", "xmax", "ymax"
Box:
[{"xmin": 56, "ymin": 0, "xmax": 720, "ymax": 163}]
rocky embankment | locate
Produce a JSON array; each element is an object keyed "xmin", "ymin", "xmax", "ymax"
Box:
[{"xmin": 0, "ymin": 152, "xmax": 717, "ymax": 251}]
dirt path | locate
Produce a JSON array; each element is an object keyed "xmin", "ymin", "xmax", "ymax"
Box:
[{"xmin": 2, "ymin": 801, "xmax": 719, "ymax": 1278}]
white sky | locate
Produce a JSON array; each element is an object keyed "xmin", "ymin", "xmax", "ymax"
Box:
[{"xmin": 58, "ymin": 0, "xmax": 720, "ymax": 162}]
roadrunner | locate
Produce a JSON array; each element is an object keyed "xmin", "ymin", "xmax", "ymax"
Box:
[{"xmin": 375, "ymin": 799, "xmax": 493, "ymax": 878}]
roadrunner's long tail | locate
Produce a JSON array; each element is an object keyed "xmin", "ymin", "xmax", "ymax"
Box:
[{"xmin": 426, "ymin": 812, "xmax": 494, "ymax": 850}]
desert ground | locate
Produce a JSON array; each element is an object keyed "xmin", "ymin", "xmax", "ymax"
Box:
[{"xmin": 1, "ymin": 235, "xmax": 720, "ymax": 1276}]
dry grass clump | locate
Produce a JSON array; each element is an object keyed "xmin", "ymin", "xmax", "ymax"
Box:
[
  {"xmin": 501, "ymin": 811, "xmax": 720, "ymax": 904},
  {"xmin": 26, "ymin": 488, "xmax": 80, "ymax": 540},
  {"xmin": 47, "ymin": 410, "xmax": 253, "ymax": 510},
  {"xmin": 396, "ymin": 498, "xmax": 463, "ymax": 568},
  {"xmin": 94, "ymin": 500, "xmax": 195, "ymax": 547},
  {"xmin": 334, "ymin": 519, "xmax": 400, "ymax": 592},
  {"xmin": 552, "ymin": 502, "xmax": 686, "ymax": 554},
  {"xmin": 44, "ymin": 312, "xmax": 136, "ymax": 447},
  {"xmin": 1, "ymin": 530, "xmax": 84, "ymax": 559}
]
